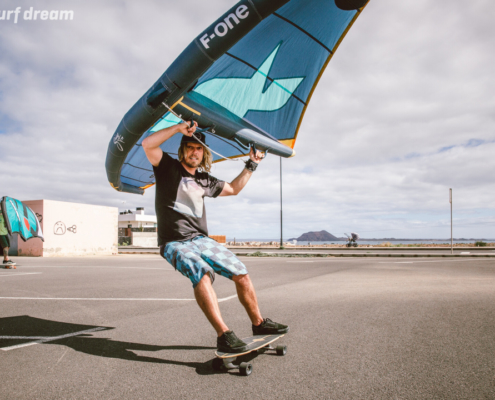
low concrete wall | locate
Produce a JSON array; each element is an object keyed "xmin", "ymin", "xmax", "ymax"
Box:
[
  {"xmin": 16, "ymin": 199, "xmax": 118, "ymax": 257},
  {"xmin": 131, "ymin": 232, "xmax": 158, "ymax": 247}
]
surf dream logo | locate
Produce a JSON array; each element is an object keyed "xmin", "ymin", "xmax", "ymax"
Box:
[
  {"xmin": 200, "ymin": 5, "xmax": 249, "ymax": 49},
  {"xmin": 194, "ymin": 43, "xmax": 305, "ymax": 118},
  {"xmin": 0, "ymin": 7, "xmax": 74, "ymax": 23}
]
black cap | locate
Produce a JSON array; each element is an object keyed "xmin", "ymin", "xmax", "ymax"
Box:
[{"xmin": 180, "ymin": 131, "xmax": 207, "ymax": 146}]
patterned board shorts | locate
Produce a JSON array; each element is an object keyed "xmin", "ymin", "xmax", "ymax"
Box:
[{"xmin": 160, "ymin": 236, "xmax": 248, "ymax": 288}]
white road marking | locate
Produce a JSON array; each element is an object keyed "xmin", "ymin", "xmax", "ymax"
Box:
[
  {"xmin": 218, "ymin": 294, "xmax": 237, "ymax": 302},
  {"xmin": 0, "ymin": 295, "xmax": 237, "ymax": 302},
  {"xmin": 378, "ymin": 259, "xmax": 495, "ymax": 264},
  {"xmin": 0, "ymin": 336, "xmax": 57, "ymax": 340},
  {"xmin": 0, "ymin": 273, "xmax": 42, "ymax": 278},
  {"xmin": 0, "ymin": 327, "xmax": 106, "ymax": 351},
  {"xmin": 14, "ymin": 266, "xmax": 172, "ymax": 270}
]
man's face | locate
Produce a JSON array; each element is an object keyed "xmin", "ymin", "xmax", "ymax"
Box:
[{"xmin": 183, "ymin": 142, "xmax": 204, "ymax": 169}]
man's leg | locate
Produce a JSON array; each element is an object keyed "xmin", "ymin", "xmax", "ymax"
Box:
[
  {"xmin": 195, "ymin": 237, "xmax": 289, "ymax": 335},
  {"xmin": 0, "ymin": 236, "xmax": 11, "ymax": 263},
  {"xmin": 193, "ymin": 275, "xmax": 248, "ymax": 352},
  {"xmin": 232, "ymin": 274, "xmax": 263, "ymax": 326},
  {"xmin": 193, "ymin": 237, "xmax": 262, "ymax": 325},
  {"xmin": 160, "ymin": 240, "xmax": 248, "ymax": 352},
  {"xmin": 194, "ymin": 273, "xmax": 229, "ymax": 337},
  {"xmin": 162, "ymin": 241, "xmax": 239, "ymax": 335}
]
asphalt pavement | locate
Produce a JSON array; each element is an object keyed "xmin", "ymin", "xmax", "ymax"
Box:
[{"xmin": 1, "ymin": 255, "xmax": 495, "ymax": 399}]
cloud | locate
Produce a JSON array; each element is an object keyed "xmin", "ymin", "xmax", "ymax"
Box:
[{"xmin": 0, "ymin": 0, "xmax": 494, "ymax": 240}]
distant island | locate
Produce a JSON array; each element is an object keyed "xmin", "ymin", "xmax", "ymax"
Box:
[
  {"xmin": 286, "ymin": 232, "xmax": 492, "ymax": 242},
  {"xmin": 289, "ymin": 230, "xmax": 345, "ymax": 242}
]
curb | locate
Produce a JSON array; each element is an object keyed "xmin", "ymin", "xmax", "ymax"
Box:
[
  {"xmin": 119, "ymin": 246, "xmax": 495, "ymax": 252},
  {"xmin": 118, "ymin": 251, "xmax": 495, "ymax": 258},
  {"xmin": 235, "ymin": 253, "xmax": 495, "ymax": 258}
]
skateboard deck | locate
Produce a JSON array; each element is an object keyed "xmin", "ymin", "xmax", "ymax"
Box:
[
  {"xmin": 2, "ymin": 263, "xmax": 16, "ymax": 269},
  {"xmin": 213, "ymin": 333, "xmax": 287, "ymax": 376}
]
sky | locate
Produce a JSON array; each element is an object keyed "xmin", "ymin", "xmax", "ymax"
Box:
[{"xmin": 0, "ymin": 0, "xmax": 494, "ymax": 240}]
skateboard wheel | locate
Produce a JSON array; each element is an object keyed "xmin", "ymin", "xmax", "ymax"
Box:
[
  {"xmin": 239, "ymin": 362, "xmax": 252, "ymax": 376},
  {"xmin": 276, "ymin": 345, "xmax": 287, "ymax": 356},
  {"xmin": 212, "ymin": 358, "xmax": 223, "ymax": 371}
]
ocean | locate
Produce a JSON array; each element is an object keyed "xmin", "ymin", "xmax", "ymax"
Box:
[{"xmin": 229, "ymin": 239, "xmax": 494, "ymax": 246}]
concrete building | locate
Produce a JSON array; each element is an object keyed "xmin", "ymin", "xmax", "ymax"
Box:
[
  {"xmin": 118, "ymin": 207, "xmax": 157, "ymax": 229},
  {"xmin": 10, "ymin": 199, "xmax": 118, "ymax": 257},
  {"xmin": 117, "ymin": 208, "xmax": 225, "ymax": 246}
]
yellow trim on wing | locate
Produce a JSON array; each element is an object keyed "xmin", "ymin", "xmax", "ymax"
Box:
[
  {"xmin": 140, "ymin": 183, "xmax": 156, "ymax": 190},
  {"xmin": 292, "ymin": 1, "xmax": 370, "ymax": 144},
  {"xmin": 279, "ymin": 139, "xmax": 295, "ymax": 149},
  {"xmin": 178, "ymin": 100, "xmax": 202, "ymax": 116},
  {"xmin": 212, "ymin": 153, "xmax": 249, "ymax": 164},
  {"xmin": 169, "ymin": 96, "xmax": 184, "ymax": 110}
]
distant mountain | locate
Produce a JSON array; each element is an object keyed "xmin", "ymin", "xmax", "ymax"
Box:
[{"xmin": 289, "ymin": 230, "xmax": 345, "ymax": 242}]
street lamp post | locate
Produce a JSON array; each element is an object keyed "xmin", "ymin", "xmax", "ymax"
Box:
[
  {"xmin": 450, "ymin": 188, "xmax": 453, "ymax": 255},
  {"xmin": 280, "ymin": 157, "xmax": 283, "ymax": 249}
]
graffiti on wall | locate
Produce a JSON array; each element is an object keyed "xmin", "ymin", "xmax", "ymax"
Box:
[{"xmin": 54, "ymin": 222, "xmax": 77, "ymax": 235}]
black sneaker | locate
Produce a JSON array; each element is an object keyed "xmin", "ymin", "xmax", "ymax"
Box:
[
  {"xmin": 217, "ymin": 330, "xmax": 248, "ymax": 353},
  {"xmin": 252, "ymin": 318, "xmax": 289, "ymax": 335}
]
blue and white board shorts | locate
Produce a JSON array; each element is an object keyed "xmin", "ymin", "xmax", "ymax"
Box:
[{"xmin": 160, "ymin": 236, "xmax": 248, "ymax": 288}]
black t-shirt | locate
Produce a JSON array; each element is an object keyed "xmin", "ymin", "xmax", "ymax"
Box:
[{"xmin": 153, "ymin": 152, "xmax": 225, "ymax": 246}]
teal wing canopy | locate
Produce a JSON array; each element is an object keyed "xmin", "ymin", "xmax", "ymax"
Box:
[
  {"xmin": 1, "ymin": 197, "xmax": 44, "ymax": 242},
  {"xmin": 192, "ymin": 0, "xmax": 368, "ymax": 148},
  {"xmin": 109, "ymin": 0, "xmax": 370, "ymax": 194}
]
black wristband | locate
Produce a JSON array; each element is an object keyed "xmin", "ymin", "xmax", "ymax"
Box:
[{"xmin": 245, "ymin": 159, "xmax": 258, "ymax": 172}]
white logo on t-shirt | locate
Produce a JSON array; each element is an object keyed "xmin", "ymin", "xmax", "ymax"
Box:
[{"xmin": 173, "ymin": 178, "xmax": 205, "ymax": 218}]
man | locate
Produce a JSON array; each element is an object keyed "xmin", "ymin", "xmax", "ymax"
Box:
[
  {"xmin": 142, "ymin": 121, "xmax": 289, "ymax": 353},
  {"xmin": 0, "ymin": 204, "xmax": 15, "ymax": 268}
]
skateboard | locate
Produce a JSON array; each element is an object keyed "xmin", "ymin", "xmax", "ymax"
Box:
[
  {"xmin": 212, "ymin": 333, "xmax": 287, "ymax": 376},
  {"xmin": 2, "ymin": 263, "xmax": 16, "ymax": 269}
]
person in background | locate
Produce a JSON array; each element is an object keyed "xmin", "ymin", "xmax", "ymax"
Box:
[{"xmin": 0, "ymin": 204, "xmax": 15, "ymax": 268}]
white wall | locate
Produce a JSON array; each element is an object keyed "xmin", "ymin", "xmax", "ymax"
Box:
[{"xmin": 18, "ymin": 200, "xmax": 118, "ymax": 257}]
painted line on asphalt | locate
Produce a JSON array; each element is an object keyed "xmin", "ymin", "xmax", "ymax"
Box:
[
  {"xmin": 13, "ymin": 266, "xmax": 173, "ymax": 270},
  {"xmin": 0, "ymin": 294, "xmax": 237, "ymax": 302},
  {"xmin": 218, "ymin": 294, "xmax": 238, "ymax": 302},
  {"xmin": 0, "ymin": 273, "xmax": 42, "ymax": 278},
  {"xmin": 378, "ymin": 259, "xmax": 495, "ymax": 264},
  {"xmin": 0, "ymin": 327, "xmax": 106, "ymax": 351},
  {"xmin": 1, "ymin": 336, "xmax": 59, "ymax": 340}
]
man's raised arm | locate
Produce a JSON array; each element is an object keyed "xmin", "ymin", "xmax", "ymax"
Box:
[
  {"xmin": 142, "ymin": 121, "xmax": 197, "ymax": 167},
  {"xmin": 220, "ymin": 148, "xmax": 264, "ymax": 197}
]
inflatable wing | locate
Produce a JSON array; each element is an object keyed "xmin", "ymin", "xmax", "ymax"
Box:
[
  {"xmin": 1, "ymin": 197, "xmax": 44, "ymax": 242},
  {"xmin": 106, "ymin": 0, "xmax": 370, "ymax": 194}
]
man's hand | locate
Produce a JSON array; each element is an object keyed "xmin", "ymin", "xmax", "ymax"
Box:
[
  {"xmin": 249, "ymin": 147, "xmax": 265, "ymax": 164},
  {"xmin": 143, "ymin": 121, "xmax": 198, "ymax": 167},
  {"xmin": 178, "ymin": 121, "xmax": 198, "ymax": 137}
]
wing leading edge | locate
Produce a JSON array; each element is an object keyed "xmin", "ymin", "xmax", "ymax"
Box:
[{"xmin": 106, "ymin": 0, "xmax": 370, "ymax": 194}]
